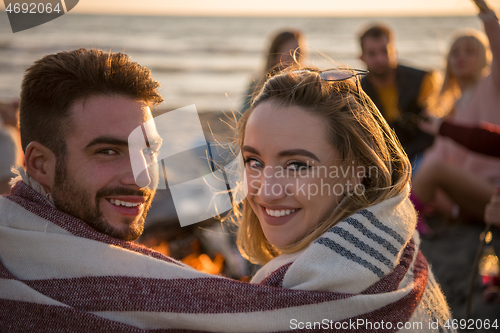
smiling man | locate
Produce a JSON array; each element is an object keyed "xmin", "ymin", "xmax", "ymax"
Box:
[
  {"xmin": 18, "ymin": 49, "xmax": 162, "ymax": 241},
  {"xmin": 47, "ymin": 95, "xmax": 159, "ymax": 241}
]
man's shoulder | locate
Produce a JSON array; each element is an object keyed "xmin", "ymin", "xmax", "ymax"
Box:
[
  {"xmin": 396, "ymin": 64, "xmax": 430, "ymax": 77},
  {"xmin": 360, "ymin": 75, "xmax": 374, "ymax": 90}
]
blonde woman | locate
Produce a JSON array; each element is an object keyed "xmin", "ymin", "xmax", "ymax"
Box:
[
  {"xmin": 415, "ymin": 0, "xmax": 500, "ymax": 220},
  {"xmin": 234, "ymin": 66, "xmax": 454, "ymax": 331}
]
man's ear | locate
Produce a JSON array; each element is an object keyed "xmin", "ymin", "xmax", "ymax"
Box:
[{"xmin": 24, "ymin": 141, "xmax": 57, "ymax": 193}]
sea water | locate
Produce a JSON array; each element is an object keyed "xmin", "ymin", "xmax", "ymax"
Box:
[{"xmin": 0, "ymin": 14, "xmax": 481, "ymax": 112}]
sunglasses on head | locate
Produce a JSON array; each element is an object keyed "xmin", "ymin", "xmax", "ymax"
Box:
[{"xmin": 290, "ymin": 68, "xmax": 369, "ymax": 81}]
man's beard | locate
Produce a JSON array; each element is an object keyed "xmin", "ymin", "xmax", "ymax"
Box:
[
  {"xmin": 369, "ymin": 67, "xmax": 392, "ymax": 80},
  {"xmin": 51, "ymin": 158, "xmax": 155, "ymax": 241}
]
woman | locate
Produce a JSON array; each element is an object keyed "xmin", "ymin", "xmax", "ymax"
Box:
[
  {"xmin": 429, "ymin": 0, "xmax": 499, "ymax": 123},
  {"xmin": 240, "ymin": 30, "xmax": 306, "ymax": 113},
  {"xmin": 415, "ymin": 0, "xmax": 500, "ymax": 220},
  {"xmin": 233, "ymin": 66, "xmax": 454, "ymax": 331}
]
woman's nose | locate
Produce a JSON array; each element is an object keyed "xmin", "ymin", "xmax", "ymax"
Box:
[{"xmin": 257, "ymin": 167, "xmax": 289, "ymax": 202}]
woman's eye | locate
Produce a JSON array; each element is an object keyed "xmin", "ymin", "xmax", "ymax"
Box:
[
  {"xmin": 244, "ymin": 158, "xmax": 263, "ymax": 168},
  {"xmin": 287, "ymin": 162, "xmax": 310, "ymax": 171}
]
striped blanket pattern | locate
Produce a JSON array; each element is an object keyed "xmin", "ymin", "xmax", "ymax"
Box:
[{"xmin": 0, "ymin": 180, "xmax": 454, "ymax": 332}]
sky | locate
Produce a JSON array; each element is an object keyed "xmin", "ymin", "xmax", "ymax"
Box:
[
  {"xmin": 16, "ymin": 0, "xmax": 500, "ymax": 17},
  {"xmin": 72, "ymin": 0, "xmax": 500, "ymax": 16}
]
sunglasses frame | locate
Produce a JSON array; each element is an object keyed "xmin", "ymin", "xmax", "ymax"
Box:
[{"xmin": 291, "ymin": 68, "xmax": 369, "ymax": 81}]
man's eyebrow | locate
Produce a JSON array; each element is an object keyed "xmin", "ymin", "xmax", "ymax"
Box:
[
  {"xmin": 85, "ymin": 136, "xmax": 129, "ymax": 149},
  {"xmin": 242, "ymin": 146, "xmax": 320, "ymax": 162}
]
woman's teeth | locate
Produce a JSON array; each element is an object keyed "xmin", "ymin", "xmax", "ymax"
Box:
[
  {"xmin": 109, "ymin": 199, "xmax": 141, "ymax": 208},
  {"xmin": 265, "ymin": 208, "xmax": 298, "ymax": 217}
]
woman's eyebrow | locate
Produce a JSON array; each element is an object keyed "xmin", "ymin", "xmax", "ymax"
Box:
[
  {"xmin": 243, "ymin": 146, "xmax": 319, "ymax": 162},
  {"xmin": 278, "ymin": 149, "xmax": 320, "ymax": 162},
  {"xmin": 242, "ymin": 145, "xmax": 260, "ymax": 155}
]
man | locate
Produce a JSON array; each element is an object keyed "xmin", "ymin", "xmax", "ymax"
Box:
[
  {"xmin": 17, "ymin": 49, "xmax": 163, "ymax": 241},
  {"xmin": 0, "ymin": 48, "xmax": 451, "ymax": 332},
  {"xmin": 359, "ymin": 24, "xmax": 438, "ymax": 163}
]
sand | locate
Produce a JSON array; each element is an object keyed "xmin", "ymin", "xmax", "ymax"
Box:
[{"xmin": 419, "ymin": 218, "xmax": 500, "ymax": 332}]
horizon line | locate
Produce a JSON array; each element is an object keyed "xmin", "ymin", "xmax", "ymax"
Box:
[{"xmin": 65, "ymin": 10, "xmax": 478, "ymax": 18}]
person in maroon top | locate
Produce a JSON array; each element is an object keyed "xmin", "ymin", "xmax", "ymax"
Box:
[
  {"xmin": 413, "ymin": 116, "xmax": 499, "ymax": 232},
  {"xmin": 420, "ymin": 117, "xmax": 500, "ymax": 158},
  {"xmin": 417, "ymin": 116, "xmax": 500, "ymax": 302}
]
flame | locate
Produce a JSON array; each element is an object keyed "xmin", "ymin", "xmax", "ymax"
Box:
[
  {"xmin": 150, "ymin": 241, "xmax": 170, "ymax": 257},
  {"xmin": 182, "ymin": 253, "xmax": 225, "ymax": 275},
  {"xmin": 140, "ymin": 237, "xmax": 225, "ymax": 275}
]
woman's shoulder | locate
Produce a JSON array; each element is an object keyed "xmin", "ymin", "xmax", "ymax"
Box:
[
  {"xmin": 252, "ymin": 188, "xmax": 418, "ymax": 293},
  {"xmin": 251, "ymin": 250, "xmax": 304, "ymax": 284}
]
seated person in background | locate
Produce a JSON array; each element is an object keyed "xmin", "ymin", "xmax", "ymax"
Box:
[
  {"xmin": 410, "ymin": 116, "xmax": 500, "ymax": 234},
  {"xmin": 0, "ymin": 100, "xmax": 21, "ymax": 194},
  {"xmin": 413, "ymin": 0, "xmax": 500, "ymax": 222},
  {"xmin": 234, "ymin": 66, "xmax": 453, "ymax": 330},
  {"xmin": 419, "ymin": 116, "xmax": 500, "ymax": 158},
  {"xmin": 359, "ymin": 23, "xmax": 439, "ymax": 164},
  {"xmin": 241, "ymin": 30, "xmax": 306, "ymax": 114}
]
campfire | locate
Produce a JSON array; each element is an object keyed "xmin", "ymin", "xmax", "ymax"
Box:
[{"xmin": 136, "ymin": 218, "xmax": 249, "ymax": 278}]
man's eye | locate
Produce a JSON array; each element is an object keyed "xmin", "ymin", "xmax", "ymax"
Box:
[
  {"xmin": 244, "ymin": 158, "xmax": 263, "ymax": 169},
  {"xmin": 98, "ymin": 149, "xmax": 118, "ymax": 156}
]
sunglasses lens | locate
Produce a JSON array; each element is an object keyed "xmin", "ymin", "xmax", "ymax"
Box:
[
  {"xmin": 319, "ymin": 69, "xmax": 354, "ymax": 81},
  {"xmin": 290, "ymin": 69, "xmax": 368, "ymax": 81}
]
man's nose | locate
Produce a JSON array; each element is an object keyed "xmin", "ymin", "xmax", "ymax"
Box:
[{"xmin": 127, "ymin": 149, "xmax": 156, "ymax": 189}]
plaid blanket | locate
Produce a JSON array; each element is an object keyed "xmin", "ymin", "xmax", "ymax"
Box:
[{"xmin": 0, "ymin": 180, "xmax": 454, "ymax": 332}]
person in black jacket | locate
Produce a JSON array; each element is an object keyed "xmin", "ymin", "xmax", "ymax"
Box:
[{"xmin": 359, "ymin": 24, "xmax": 439, "ymax": 164}]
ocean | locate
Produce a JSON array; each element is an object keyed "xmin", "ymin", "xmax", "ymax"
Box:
[{"xmin": 0, "ymin": 13, "xmax": 482, "ymax": 112}]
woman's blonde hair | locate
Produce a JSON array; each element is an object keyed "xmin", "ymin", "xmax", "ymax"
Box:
[
  {"xmin": 430, "ymin": 30, "xmax": 491, "ymax": 116},
  {"xmin": 233, "ymin": 66, "xmax": 411, "ymax": 265}
]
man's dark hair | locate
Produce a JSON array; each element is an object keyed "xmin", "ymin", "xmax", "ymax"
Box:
[
  {"xmin": 19, "ymin": 48, "xmax": 163, "ymax": 156},
  {"xmin": 359, "ymin": 24, "xmax": 394, "ymax": 51}
]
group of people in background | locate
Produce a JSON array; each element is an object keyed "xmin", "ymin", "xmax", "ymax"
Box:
[
  {"xmin": 241, "ymin": 0, "xmax": 500, "ymax": 234},
  {"xmin": 2, "ymin": 0, "xmax": 499, "ymax": 230}
]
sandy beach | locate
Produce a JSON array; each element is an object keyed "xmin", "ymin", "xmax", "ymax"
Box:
[{"xmin": 420, "ymin": 218, "xmax": 500, "ymax": 332}]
